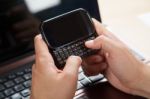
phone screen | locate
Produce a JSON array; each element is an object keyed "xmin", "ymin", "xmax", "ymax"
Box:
[{"xmin": 42, "ymin": 11, "xmax": 94, "ymax": 48}]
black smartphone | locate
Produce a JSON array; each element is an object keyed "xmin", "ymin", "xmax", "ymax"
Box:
[{"xmin": 40, "ymin": 8, "xmax": 98, "ymax": 68}]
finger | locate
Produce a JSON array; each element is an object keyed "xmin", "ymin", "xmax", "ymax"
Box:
[
  {"xmin": 104, "ymin": 69, "xmax": 133, "ymax": 95},
  {"xmin": 92, "ymin": 18, "xmax": 119, "ymax": 40},
  {"xmin": 85, "ymin": 35, "xmax": 117, "ymax": 53},
  {"xmin": 92, "ymin": 18, "xmax": 109, "ymax": 36},
  {"xmin": 34, "ymin": 35, "xmax": 55, "ymax": 67},
  {"xmin": 82, "ymin": 62, "xmax": 107, "ymax": 76},
  {"xmin": 64, "ymin": 56, "xmax": 82, "ymax": 76},
  {"xmin": 83, "ymin": 55, "xmax": 104, "ymax": 65}
]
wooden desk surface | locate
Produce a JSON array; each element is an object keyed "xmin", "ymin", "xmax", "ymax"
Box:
[{"xmin": 98, "ymin": 0, "xmax": 150, "ymax": 60}]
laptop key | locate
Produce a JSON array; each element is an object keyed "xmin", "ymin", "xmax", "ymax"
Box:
[
  {"xmin": 80, "ymin": 78, "xmax": 91, "ymax": 86},
  {"xmin": 88, "ymin": 74, "xmax": 104, "ymax": 83},
  {"xmin": 21, "ymin": 89, "xmax": 30, "ymax": 97},
  {"xmin": 14, "ymin": 77, "xmax": 24, "ymax": 84},
  {"xmin": 16, "ymin": 71, "xmax": 24, "ymax": 76},
  {"xmin": 77, "ymin": 82, "xmax": 84, "ymax": 90},
  {"xmin": 4, "ymin": 88, "xmax": 15, "ymax": 96},
  {"xmin": 11, "ymin": 93, "xmax": 22, "ymax": 99},
  {"xmin": 0, "ymin": 84, "xmax": 5, "ymax": 91},
  {"xmin": 24, "ymin": 68, "xmax": 32, "ymax": 73},
  {"xmin": 4, "ymin": 81, "xmax": 15, "ymax": 88},
  {"xmin": 0, "ymin": 93, "xmax": 5, "ymax": 99},
  {"xmin": 0, "ymin": 77, "xmax": 7, "ymax": 83},
  {"xmin": 78, "ymin": 73, "xmax": 85, "ymax": 81},
  {"xmin": 23, "ymin": 80, "xmax": 31, "ymax": 88},
  {"xmin": 8, "ymin": 74, "xmax": 16, "ymax": 79},
  {"xmin": 24, "ymin": 73, "xmax": 32, "ymax": 80},
  {"xmin": 14, "ymin": 84, "xmax": 25, "ymax": 92},
  {"xmin": 24, "ymin": 96, "xmax": 30, "ymax": 99}
]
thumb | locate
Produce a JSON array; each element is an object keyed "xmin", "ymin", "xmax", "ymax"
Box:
[
  {"xmin": 64, "ymin": 56, "xmax": 82, "ymax": 76},
  {"xmin": 85, "ymin": 35, "xmax": 118, "ymax": 54}
]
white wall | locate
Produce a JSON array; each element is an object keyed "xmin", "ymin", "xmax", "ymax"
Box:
[{"xmin": 98, "ymin": 0, "xmax": 150, "ymax": 59}]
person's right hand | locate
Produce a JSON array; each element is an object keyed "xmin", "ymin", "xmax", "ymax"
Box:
[{"xmin": 82, "ymin": 19, "xmax": 148, "ymax": 97}]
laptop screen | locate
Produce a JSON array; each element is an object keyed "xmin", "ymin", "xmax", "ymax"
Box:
[{"xmin": 0, "ymin": 0, "xmax": 101, "ymax": 65}]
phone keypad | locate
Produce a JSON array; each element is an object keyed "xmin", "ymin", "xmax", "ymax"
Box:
[{"xmin": 53, "ymin": 36, "xmax": 96, "ymax": 67}]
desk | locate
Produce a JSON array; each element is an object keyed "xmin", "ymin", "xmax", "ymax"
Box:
[
  {"xmin": 84, "ymin": 82, "xmax": 144, "ymax": 99},
  {"xmin": 98, "ymin": 0, "xmax": 150, "ymax": 60}
]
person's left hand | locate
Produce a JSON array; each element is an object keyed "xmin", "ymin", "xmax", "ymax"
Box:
[{"xmin": 31, "ymin": 35, "xmax": 82, "ymax": 99}]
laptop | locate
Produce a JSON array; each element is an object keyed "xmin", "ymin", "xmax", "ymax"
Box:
[
  {"xmin": 0, "ymin": 0, "xmax": 106, "ymax": 99},
  {"xmin": 0, "ymin": 0, "xmax": 146, "ymax": 99}
]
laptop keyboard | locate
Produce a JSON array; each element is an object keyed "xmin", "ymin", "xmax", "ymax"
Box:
[
  {"xmin": 0, "ymin": 49, "xmax": 146, "ymax": 99},
  {"xmin": 0, "ymin": 63, "xmax": 104, "ymax": 99}
]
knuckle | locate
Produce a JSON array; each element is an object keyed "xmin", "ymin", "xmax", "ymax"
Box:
[
  {"xmin": 118, "ymin": 43, "xmax": 128, "ymax": 51},
  {"xmin": 37, "ymin": 57, "xmax": 48, "ymax": 65}
]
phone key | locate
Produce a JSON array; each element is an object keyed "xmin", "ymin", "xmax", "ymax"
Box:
[
  {"xmin": 67, "ymin": 47, "xmax": 71, "ymax": 50},
  {"xmin": 53, "ymin": 51, "xmax": 59, "ymax": 57},
  {"xmin": 64, "ymin": 52, "xmax": 69, "ymax": 57},
  {"xmin": 58, "ymin": 50, "xmax": 63, "ymax": 54},
  {"xmin": 79, "ymin": 50, "xmax": 83, "ymax": 54},
  {"xmin": 57, "ymin": 57, "xmax": 62, "ymax": 61},
  {"xmin": 90, "ymin": 36, "xmax": 96, "ymax": 40},
  {"xmin": 80, "ymin": 52, "xmax": 84, "ymax": 57},
  {"xmin": 59, "ymin": 61, "xmax": 64, "ymax": 65},
  {"xmin": 79, "ymin": 41, "xmax": 83, "ymax": 45},
  {"xmin": 71, "ymin": 45, "xmax": 74, "ymax": 48},
  {"xmin": 74, "ymin": 51, "xmax": 79, "ymax": 56},
  {"xmin": 75, "ymin": 43, "xmax": 79, "ymax": 47}
]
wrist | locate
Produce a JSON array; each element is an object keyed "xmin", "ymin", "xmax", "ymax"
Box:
[{"xmin": 134, "ymin": 64, "xmax": 150, "ymax": 98}]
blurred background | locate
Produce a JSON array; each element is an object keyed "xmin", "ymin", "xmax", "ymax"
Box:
[
  {"xmin": 0, "ymin": 0, "xmax": 101, "ymax": 63},
  {"xmin": 0, "ymin": 0, "xmax": 150, "ymax": 63},
  {"xmin": 98, "ymin": 0, "xmax": 150, "ymax": 59}
]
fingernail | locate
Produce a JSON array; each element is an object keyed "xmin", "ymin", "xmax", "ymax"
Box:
[
  {"xmin": 69, "ymin": 56, "xmax": 82, "ymax": 64},
  {"xmin": 85, "ymin": 40, "xmax": 94, "ymax": 46}
]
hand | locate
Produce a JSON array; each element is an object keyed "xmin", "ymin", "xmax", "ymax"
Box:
[
  {"xmin": 82, "ymin": 19, "xmax": 149, "ymax": 97},
  {"xmin": 31, "ymin": 35, "xmax": 82, "ymax": 99}
]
